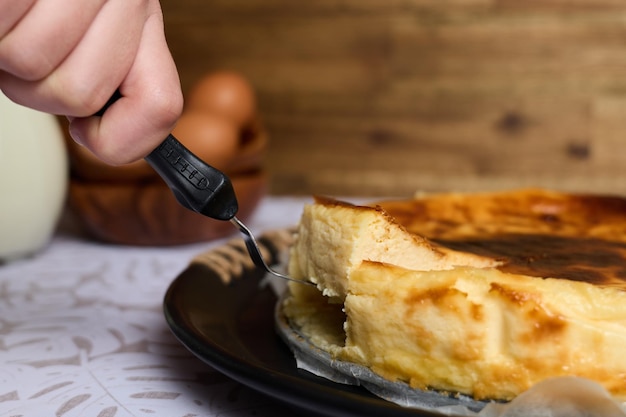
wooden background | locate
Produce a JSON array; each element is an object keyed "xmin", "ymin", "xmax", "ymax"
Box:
[{"xmin": 160, "ymin": 0, "xmax": 626, "ymax": 197}]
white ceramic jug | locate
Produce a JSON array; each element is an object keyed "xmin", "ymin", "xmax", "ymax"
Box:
[{"xmin": 0, "ymin": 93, "xmax": 68, "ymax": 261}]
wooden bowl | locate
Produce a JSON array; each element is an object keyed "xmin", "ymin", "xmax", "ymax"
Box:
[{"xmin": 68, "ymin": 171, "xmax": 267, "ymax": 246}]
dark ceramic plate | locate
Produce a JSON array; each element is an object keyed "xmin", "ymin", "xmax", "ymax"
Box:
[{"xmin": 162, "ymin": 231, "xmax": 457, "ymax": 417}]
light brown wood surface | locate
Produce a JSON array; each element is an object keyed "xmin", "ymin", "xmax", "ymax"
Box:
[{"xmin": 161, "ymin": 0, "xmax": 626, "ymax": 197}]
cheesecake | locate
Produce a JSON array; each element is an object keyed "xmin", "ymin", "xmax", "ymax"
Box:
[{"xmin": 282, "ymin": 189, "xmax": 626, "ymax": 401}]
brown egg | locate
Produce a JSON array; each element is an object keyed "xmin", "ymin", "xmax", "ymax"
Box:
[
  {"xmin": 223, "ymin": 117, "xmax": 268, "ymax": 175},
  {"xmin": 186, "ymin": 71, "xmax": 257, "ymax": 128},
  {"xmin": 172, "ymin": 111, "xmax": 240, "ymax": 171}
]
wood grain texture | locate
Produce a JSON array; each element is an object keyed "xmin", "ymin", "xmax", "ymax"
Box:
[{"xmin": 161, "ymin": 0, "xmax": 626, "ymax": 196}]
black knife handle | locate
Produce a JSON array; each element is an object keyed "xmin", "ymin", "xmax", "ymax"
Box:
[
  {"xmin": 145, "ymin": 134, "xmax": 238, "ymax": 220},
  {"xmin": 95, "ymin": 91, "xmax": 239, "ymax": 221}
]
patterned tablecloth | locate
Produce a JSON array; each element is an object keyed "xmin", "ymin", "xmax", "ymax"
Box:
[{"xmin": 0, "ymin": 196, "xmax": 313, "ymax": 417}]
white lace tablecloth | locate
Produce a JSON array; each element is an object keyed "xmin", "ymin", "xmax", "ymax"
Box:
[{"xmin": 0, "ymin": 196, "xmax": 312, "ymax": 417}]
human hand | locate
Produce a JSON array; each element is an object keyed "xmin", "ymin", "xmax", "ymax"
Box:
[{"xmin": 0, "ymin": 0, "xmax": 183, "ymax": 165}]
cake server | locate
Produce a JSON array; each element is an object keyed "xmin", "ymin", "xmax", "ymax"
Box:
[
  {"xmin": 95, "ymin": 95, "xmax": 313, "ymax": 286},
  {"xmin": 145, "ymin": 135, "xmax": 312, "ymax": 285}
]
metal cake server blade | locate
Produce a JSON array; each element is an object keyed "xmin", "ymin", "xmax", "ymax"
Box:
[{"xmin": 230, "ymin": 217, "xmax": 309, "ymax": 285}]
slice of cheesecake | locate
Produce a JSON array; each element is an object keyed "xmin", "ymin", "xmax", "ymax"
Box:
[
  {"xmin": 287, "ymin": 196, "xmax": 498, "ymax": 300},
  {"xmin": 283, "ymin": 189, "xmax": 626, "ymax": 401}
]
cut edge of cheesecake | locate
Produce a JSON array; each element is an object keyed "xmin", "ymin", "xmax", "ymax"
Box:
[{"xmin": 340, "ymin": 259, "xmax": 626, "ymax": 401}]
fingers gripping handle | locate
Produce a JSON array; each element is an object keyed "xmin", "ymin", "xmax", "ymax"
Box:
[{"xmin": 95, "ymin": 91, "xmax": 239, "ymax": 221}]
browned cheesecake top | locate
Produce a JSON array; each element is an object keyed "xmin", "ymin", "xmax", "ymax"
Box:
[{"xmin": 375, "ymin": 189, "xmax": 626, "ymax": 289}]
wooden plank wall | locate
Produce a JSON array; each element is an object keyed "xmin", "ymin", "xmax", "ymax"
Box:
[{"xmin": 161, "ymin": 0, "xmax": 626, "ymax": 197}]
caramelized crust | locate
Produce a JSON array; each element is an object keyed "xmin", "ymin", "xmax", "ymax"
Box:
[{"xmin": 376, "ymin": 189, "xmax": 626, "ymax": 289}]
